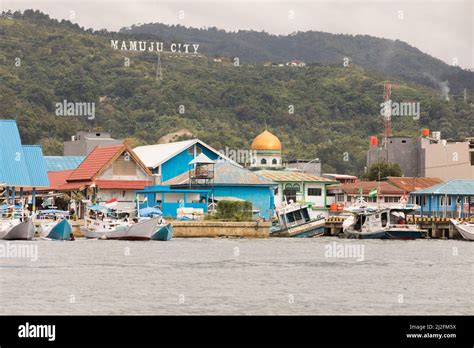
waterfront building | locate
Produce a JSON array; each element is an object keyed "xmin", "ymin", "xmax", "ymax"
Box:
[
  {"xmin": 384, "ymin": 176, "xmax": 442, "ymax": 193},
  {"xmin": 0, "ymin": 120, "xmax": 50, "ymax": 210},
  {"xmin": 286, "ymin": 159, "xmax": 322, "ymax": 176},
  {"xmin": 47, "ymin": 143, "xmax": 152, "ymax": 215},
  {"xmin": 367, "ymin": 129, "xmax": 474, "ymax": 180},
  {"xmin": 248, "ymin": 128, "xmax": 336, "ymax": 217},
  {"xmin": 139, "ymin": 159, "xmax": 276, "ymax": 220},
  {"xmin": 410, "ymin": 180, "xmax": 474, "ymax": 218},
  {"xmin": 326, "ymin": 181, "xmax": 406, "ymax": 210},
  {"xmin": 63, "ymin": 131, "xmax": 122, "ymax": 156},
  {"xmin": 134, "ymin": 139, "xmax": 237, "ymax": 183}
]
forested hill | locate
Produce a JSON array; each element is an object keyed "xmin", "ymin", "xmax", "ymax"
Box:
[
  {"xmin": 121, "ymin": 23, "xmax": 474, "ymax": 95},
  {"xmin": 1, "ymin": 10, "xmax": 473, "ymax": 175}
]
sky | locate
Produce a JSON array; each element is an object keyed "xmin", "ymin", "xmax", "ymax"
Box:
[{"xmin": 2, "ymin": 0, "xmax": 473, "ymax": 69}]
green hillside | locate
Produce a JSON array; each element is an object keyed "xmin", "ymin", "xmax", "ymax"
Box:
[{"xmin": 1, "ymin": 10, "xmax": 473, "ymax": 175}]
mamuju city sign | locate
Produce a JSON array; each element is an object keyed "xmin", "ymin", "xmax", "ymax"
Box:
[{"xmin": 111, "ymin": 40, "xmax": 200, "ymax": 54}]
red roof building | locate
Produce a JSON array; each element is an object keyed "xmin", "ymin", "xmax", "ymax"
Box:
[{"xmin": 44, "ymin": 143, "xmax": 152, "ymax": 215}]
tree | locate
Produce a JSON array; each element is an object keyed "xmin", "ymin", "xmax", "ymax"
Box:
[{"xmin": 362, "ymin": 161, "xmax": 402, "ymax": 181}]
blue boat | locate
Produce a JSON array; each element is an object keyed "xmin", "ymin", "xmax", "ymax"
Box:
[
  {"xmin": 45, "ymin": 219, "xmax": 73, "ymax": 240},
  {"xmin": 151, "ymin": 223, "xmax": 174, "ymax": 241}
]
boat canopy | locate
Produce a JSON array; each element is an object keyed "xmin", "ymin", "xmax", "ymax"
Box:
[
  {"xmin": 37, "ymin": 209, "xmax": 69, "ymax": 214},
  {"xmin": 87, "ymin": 204, "xmax": 108, "ymax": 211},
  {"xmin": 139, "ymin": 207, "xmax": 163, "ymax": 217}
]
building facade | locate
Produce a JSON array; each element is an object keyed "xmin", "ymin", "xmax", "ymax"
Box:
[{"xmin": 63, "ymin": 131, "xmax": 122, "ymax": 156}]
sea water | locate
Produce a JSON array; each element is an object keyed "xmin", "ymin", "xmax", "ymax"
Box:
[{"xmin": 0, "ymin": 238, "xmax": 472, "ymax": 315}]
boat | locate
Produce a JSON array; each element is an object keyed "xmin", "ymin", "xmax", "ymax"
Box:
[
  {"xmin": 139, "ymin": 207, "xmax": 173, "ymax": 241},
  {"xmin": 0, "ymin": 204, "xmax": 34, "ymax": 240},
  {"xmin": 343, "ymin": 204, "xmax": 426, "ymax": 239},
  {"xmin": 151, "ymin": 223, "xmax": 174, "ymax": 241},
  {"xmin": 450, "ymin": 219, "xmax": 474, "ymax": 241},
  {"xmin": 36, "ymin": 210, "xmax": 73, "ymax": 241},
  {"xmin": 81, "ymin": 205, "xmax": 159, "ymax": 240},
  {"xmin": 270, "ymin": 202, "xmax": 326, "ymax": 238}
]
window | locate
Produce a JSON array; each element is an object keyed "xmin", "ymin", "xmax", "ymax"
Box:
[
  {"xmin": 292, "ymin": 184, "xmax": 301, "ymax": 192},
  {"xmin": 384, "ymin": 196, "xmax": 400, "ymax": 203},
  {"xmin": 308, "ymin": 188, "xmax": 322, "ymax": 196},
  {"xmin": 196, "ymin": 147, "xmax": 202, "ymax": 155},
  {"xmin": 261, "ymin": 158, "xmax": 267, "ymax": 165},
  {"xmin": 401, "ymin": 140, "xmax": 406, "ymax": 143},
  {"xmin": 381, "ymin": 212, "xmax": 388, "ymax": 227},
  {"xmin": 470, "ymin": 152, "xmax": 474, "ymax": 165},
  {"xmin": 272, "ymin": 158, "xmax": 277, "ymax": 165},
  {"xmin": 188, "ymin": 147, "xmax": 193, "ymax": 155},
  {"xmin": 337, "ymin": 194, "xmax": 345, "ymax": 202},
  {"xmin": 347, "ymin": 195, "xmax": 352, "ymax": 202}
]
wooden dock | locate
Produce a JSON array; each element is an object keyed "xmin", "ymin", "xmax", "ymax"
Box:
[{"xmin": 325, "ymin": 216, "xmax": 469, "ymax": 239}]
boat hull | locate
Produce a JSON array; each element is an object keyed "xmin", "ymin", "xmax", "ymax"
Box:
[
  {"xmin": 82, "ymin": 218, "xmax": 159, "ymax": 240},
  {"xmin": 46, "ymin": 219, "xmax": 73, "ymax": 241},
  {"xmin": 151, "ymin": 223, "xmax": 174, "ymax": 241},
  {"xmin": 344, "ymin": 228, "xmax": 426, "ymax": 240},
  {"xmin": 2, "ymin": 220, "xmax": 35, "ymax": 240},
  {"xmin": 270, "ymin": 219, "xmax": 326, "ymax": 238},
  {"xmin": 450, "ymin": 219, "xmax": 474, "ymax": 241}
]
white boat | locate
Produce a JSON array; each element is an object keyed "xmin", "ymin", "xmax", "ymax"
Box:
[
  {"xmin": 343, "ymin": 205, "xmax": 426, "ymax": 239},
  {"xmin": 81, "ymin": 206, "xmax": 159, "ymax": 240},
  {"xmin": 0, "ymin": 205, "xmax": 34, "ymax": 240},
  {"xmin": 450, "ymin": 219, "xmax": 474, "ymax": 241},
  {"xmin": 270, "ymin": 202, "xmax": 325, "ymax": 238}
]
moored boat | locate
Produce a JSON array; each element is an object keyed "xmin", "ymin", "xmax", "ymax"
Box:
[
  {"xmin": 343, "ymin": 205, "xmax": 426, "ymax": 239},
  {"xmin": 36, "ymin": 210, "xmax": 73, "ymax": 241},
  {"xmin": 139, "ymin": 207, "xmax": 173, "ymax": 241},
  {"xmin": 270, "ymin": 202, "xmax": 325, "ymax": 238},
  {"xmin": 450, "ymin": 219, "xmax": 474, "ymax": 241},
  {"xmin": 81, "ymin": 205, "xmax": 160, "ymax": 240},
  {"xmin": 2, "ymin": 219, "xmax": 35, "ymax": 240},
  {"xmin": 151, "ymin": 223, "xmax": 174, "ymax": 241}
]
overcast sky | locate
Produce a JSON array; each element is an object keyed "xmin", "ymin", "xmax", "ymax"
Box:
[{"xmin": 2, "ymin": 0, "xmax": 473, "ymax": 69}]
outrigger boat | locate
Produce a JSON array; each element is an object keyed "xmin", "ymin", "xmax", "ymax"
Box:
[
  {"xmin": 343, "ymin": 204, "xmax": 426, "ymax": 239},
  {"xmin": 270, "ymin": 202, "xmax": 326, "ymax": 238},
  {"xmin": 0, "ymin": 204, "xmax": 34, "ymax": 240},
  {"xmin": 450, "ymin": 219, "xmax": 474, "ymax": 241},
  {"xmin": 81, "ymin": 205, "xmax": 160, "ymax": 240},
  {"xmin": 36, "ymin": 209, "xmax": 73, "ymax": 241}
]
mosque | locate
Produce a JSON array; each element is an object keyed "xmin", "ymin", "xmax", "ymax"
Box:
[{"xmin": 249, "ymin": 128, "xmax": 337, "ymax": 217}]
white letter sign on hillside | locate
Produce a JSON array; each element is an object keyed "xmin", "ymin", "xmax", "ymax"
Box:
[{"xmin": 111, "ymin": 40, "xmax": 199, "ymax": 54}]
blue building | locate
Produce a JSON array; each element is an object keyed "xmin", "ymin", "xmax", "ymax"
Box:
[
  {"xmin": 0, "ymin": 120, "xmax": 50, "ymax": 209},
  {"xmin": 134, "ymin": 139, "xmax": 237, "ymax": 182},
  {"xmin": 136, "ymin": 158, "xmax": 277, "ymax": 220},
  {"xmin": 410, "ymin": 180, "xmax": 474, "ymax": 218}
]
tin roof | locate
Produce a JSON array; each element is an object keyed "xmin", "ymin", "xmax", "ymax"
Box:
[
  {"xmin": 163, "ymin": 160, "xmax": 276, "ymax": 186},
  {"xmin": 327, "ymin": 181, "xmax": 405, "ymax": 195},
  {"xmin": 0, "ymin": 120, "xmax": 49, "ymax": 188},
  {"xmin": 22, "ymin": 146, "xmax": 50, "ymax": 188},
  {"xmin": 133, "ymin": 139, "xmax": 239, "ymax": 169},
  {"xmin": 256, "ymin": 170, "xmax": 337, "ymax": 183},
  {"xmin": 385, "ymin": 177, "xmax": 442, "ymax": 192},
  {"xmin": 44, "ymin": 156, "xmax": 85, "ymax": 171},
  {"xmin": 411, "ymin": 180, "xmax": 474, "ymax": 195}
]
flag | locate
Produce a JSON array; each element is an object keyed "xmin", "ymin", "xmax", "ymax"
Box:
[
  {"xmin": 368, "ymin": 187, "xmax": 378, "ymax": 198},
  {"xmin": 105, "ymin": 198, "xmax": 118, "ymax": 208}
]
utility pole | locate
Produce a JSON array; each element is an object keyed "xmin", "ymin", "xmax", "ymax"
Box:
[{"xmin": 156, "ymin": 52, "xmax": 163, "ymax": 81}]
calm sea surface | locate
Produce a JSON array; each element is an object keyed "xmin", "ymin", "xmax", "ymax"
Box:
[{"xmin": 0, "ymin": 238, "xmax": 472, "ymax": 315}]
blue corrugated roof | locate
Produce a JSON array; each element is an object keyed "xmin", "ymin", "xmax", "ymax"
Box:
[
  {"xmin": 0, "ymin": 120, "xmax": 32, "ymax": 186},
  {"xmin": 22, "ymin": 146, "xmax": 50, "ymax": 188},
  {"xmin": 411, "ymin": 180, "xmax": 474, "ymax": 195},
  {"xmin": 44, "ymin": 156, "xmax": 85, "ymax": 171}
]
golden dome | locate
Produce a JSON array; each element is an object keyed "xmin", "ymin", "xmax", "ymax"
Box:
[{"xmin": 251, "ymin": 130, "xmax": 282, "ymax": 151}]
